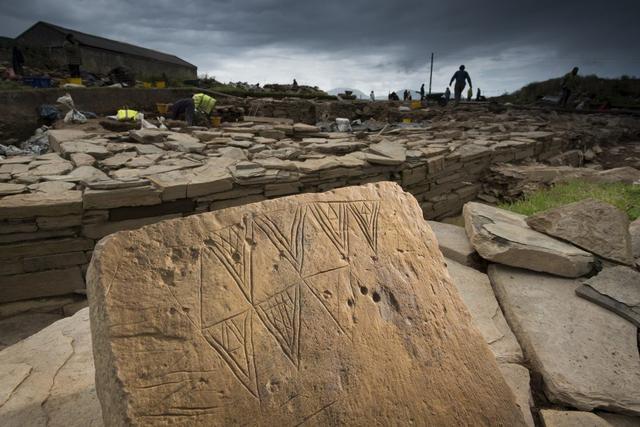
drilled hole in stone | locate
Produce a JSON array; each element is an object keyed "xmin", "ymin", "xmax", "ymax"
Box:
[
  {"xmin": 359, "ymin": 286, "xmax": 368, "ymax": 295},
  {"xmin": 347, "ymin": 298, "xmax": 354, "ymax": 307},
  {"xmin": 372, "ymin": 292, "xmax": 381, "ymax": 303}
]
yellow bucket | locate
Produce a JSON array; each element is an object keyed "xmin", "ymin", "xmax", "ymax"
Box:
[
  {"xmin": 402, "ymin": 118, "xmax": 412, "ymax": 123},
  {"xmin": 211, "ymin": 116, "xmax": 221, "ymax": 127},
  {"xmin": 67, "ymin": 77, "xmax": 82, "ymax": 85},
  {"xmin": 410, "ymin": 100, "xmax": 422, "ymax": 110},
  {"xmin": 156, "ymin": 103, "xmax": 169, "ymax": 115},
  {"xmin": 143, "ymin": 82, "xmax": 152, "ymax": 88},
  {"xmin": 155, "ymin": 81, "xmax": 166, "ymax": 88}
]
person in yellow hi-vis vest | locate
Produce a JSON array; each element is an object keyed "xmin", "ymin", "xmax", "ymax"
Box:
[{"xmin": 168, "ymin": 93, "xmax": 216, "ymax": 126}]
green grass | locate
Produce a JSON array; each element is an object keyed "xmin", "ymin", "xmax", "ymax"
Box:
[{"xmin": 499, "ymin": 181, "xmax": 640, "ymax": 221}]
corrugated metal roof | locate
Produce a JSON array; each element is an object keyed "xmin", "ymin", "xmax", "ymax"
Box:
[{"xmin": 20, "ymin": 21, "xmax": 196, "ymax": 69}]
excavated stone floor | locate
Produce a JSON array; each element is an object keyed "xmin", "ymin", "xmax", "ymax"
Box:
[{"xmin": 0, "ymin": 102, "xmax": 639, "ymax": 425}]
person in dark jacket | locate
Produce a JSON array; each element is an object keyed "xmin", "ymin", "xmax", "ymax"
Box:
[
  {"xmin": 449, "ymin": 65, "xmax": 472, "ymax": 105},
  {"xmin": 12, "ymin": 45, "xmax": 25, "ymax": 75},
  {"xmin": 169, "ymin": 98, "xmax": 196, "ymax": 125},
  {"xmin": 63, "ymin": 34, "xmax": 82, "ymax": 78},
  {"xmin": 559, "ymin": 67, "xmax": 579, "ymax": 107},
  {"xmin": 420, "ymin": 83, "xmax": 425, "ymax": 100}
]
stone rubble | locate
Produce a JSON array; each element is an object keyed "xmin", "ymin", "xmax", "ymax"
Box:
[
  {"xmin": 2, "ymin": 108, "xmax": 632, "ymax": 302},
  {"xmin": 1, "ymin": 102, "xmax": 639, "ymax": 424}
]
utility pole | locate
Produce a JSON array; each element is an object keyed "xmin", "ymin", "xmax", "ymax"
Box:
[{"xmin": 428, "ymin": 52, "xmax": 434, "ymax": 95}]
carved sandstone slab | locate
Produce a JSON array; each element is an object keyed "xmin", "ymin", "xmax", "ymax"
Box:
[{"xmin": 88, "ymin": 182, "xmax": 525, "ymax": 426}]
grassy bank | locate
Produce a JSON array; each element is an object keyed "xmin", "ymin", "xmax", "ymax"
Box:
[{"xmin": 499, "ymin": 181, "xmax": 640, "ymax": 220}]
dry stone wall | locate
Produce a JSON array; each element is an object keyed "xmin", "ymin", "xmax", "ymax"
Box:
[{"xmin": 1, "ymin": 108, "xmax": 638, "ymax": 303}]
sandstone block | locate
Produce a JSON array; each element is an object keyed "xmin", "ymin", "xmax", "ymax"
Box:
[
  {"xmin": 23, "ymin": 251, "xmax": 89, "ymax": 273},
  {"xmin": 83, "ymin": 186, "xmax": 162, "ymax": 209},
  {"xmin": 446, "ymin": 259, "xmax": 523, "ymax": 363},
  {"xmin": 489, "ymin": 264, "xmax": 640, "ymax": 415},
  {"xmin": 82, "ymin": 214, "xmax": 181, "ymax": 239},
  {"xmin": 1, "ymin": 267, "xmax": 85, "ymax": 303},
  {"xmin": 527, "ymin": 199, "xmax": 634, "ymax": 265},
  {"xmin": 36, "ymin": 214, "xmax": 83, "ymax": 230},
  {"xmin": 0, "ymin": 308, "xmax": 103, "ymax": 426},
  {"xmin": 60, "ymin": 140, "xmax": 109, "ymax": 159},
  {"xmin": 498, "ymin": 363, "xmax": 535, "ymax": 427},
  {"xmin": 427, "ymin": 220, "xmax": 481, "ymax": 267},
  {"xmin": 88, "ymin": 182, "xmax": 525, "ymax": 426},
  {"xmin": 464, "ymin": 202, "xmax": 594, "ymax": 277},
  {"xmin": 0, "ymin": 183, "xmax": 26, "ymax": 196},
  {"xmin": 48, "ymin": 129, "xmax": 94, "ymax": 151},
  {"xmin": 0, "ymin": 191, "xmax": 83, "ymax": 220},
  {"xmin": 577, "ymin": 266, "xmax": 640, "ymax": 327},
  {"xmin": 70, "ymin": 152, "xmax": 96, "ymax": 167},
  {"xmin": 0, "ymin": 237, "xmax": 94, "ymax": 260}
]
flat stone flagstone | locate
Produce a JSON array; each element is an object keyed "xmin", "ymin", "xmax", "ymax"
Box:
[
  {"xmin": 0, "ymin": 308, "xmax": 102, "ymax": 426},
  {"xmin": 445, "ymin": 259, "xmax": 523, "ymax": 363},
  {"xmin": 527, "ymin": 199, "xmax": 634, "ymax": 265},
  {"xmin": 87, "ymin": 183, "xmax": 525, "ymax": 426},
  {"xmin": 464, "ymin": 202, "xmax": 595, "ymax": 277},
  {"xmin": 576, "ymin": 266, "xmax": 640, "ymax": 327},
  {"xmin": 489, "ymin": 264, "xmax": 640, "ymax": 415},
  {"xmin": 428, "ymin": 220, "xmax": 482, "ymax": 268}
]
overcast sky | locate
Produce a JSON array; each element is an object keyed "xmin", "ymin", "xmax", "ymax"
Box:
[{"xmin": 2, "ymin": 0, "xmax": 639, "ymax": 96}]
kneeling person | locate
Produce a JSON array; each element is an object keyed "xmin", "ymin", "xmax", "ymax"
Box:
[{"xmin": 169, "ymin": 93, "xmax": 216, "ymax": 126}]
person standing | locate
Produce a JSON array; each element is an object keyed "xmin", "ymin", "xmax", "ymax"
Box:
[
  {"xmin": 449, "ymin": 65, "xmax": 472, "ymax": 105},
  {"xmin": 63, "ymin": 34, "xmax": 82, "ymax": 78},
  {"xmin": 559, "ymin": 67, "xmax": 579, "ymax": 107},
  {"xmin": 370, "ymin": 90, "xmax": 375, "ymax": 101},
  {"xmin": 11, "ymin": 45, "xmax": 25, "ymax": 76},
  {"xmin": 420, "ymin": 83, "xmax": 425, "ymax": 100},
  {"xmin": 476, "ymin": 88, "xmax": 481, "ymax": 101}
]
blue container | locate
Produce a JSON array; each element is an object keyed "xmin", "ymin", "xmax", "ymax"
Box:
[{"xmin": 23, "ymin": 76, "xmax": 52, "ymax": 88}]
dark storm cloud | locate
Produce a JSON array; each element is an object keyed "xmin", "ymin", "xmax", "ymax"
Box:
[{"xmin": 1, "ymin": 0, "xmax": 638, "ymax": 93}]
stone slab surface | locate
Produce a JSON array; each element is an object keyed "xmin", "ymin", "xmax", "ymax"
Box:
[
  {"xmin": 428, "ymin": 220, "xmax": 482, "ymax": 268},
  {"xmin": 540, "ymin": 410, "xmax": 640, "ymax": 427},
  {"xmin": 489, "ymin": 264, "xmax": 640, "ymax": 415},
  {"xmin": 0, "ymin": 312, "xmax": 63, "ymax": 350},
  {"xmin": 0, "ymin": 191, "xmax": 83, "ymax": 220},
  {"xmin": 446, "ymin": 259, "xmax": 523, "ymax": 363},
  {"xmin": 1, "ymin": 267, "xmax": 85, "ymax": 303},
  {"xmin": 527, "ymin": 199, "xmax": 633, "ymax": 265},
  {"xmin": 88, "ymin": 182, "xmax": 525, "ymax": 426},
  {"xmin": 464, "ymin": 202, "xmax": 594, "ymax": 277},
  {"xmin": 577, "ymin": 266, "xmax": 640, "ymax": 327},
  {"xmin": 0, "ymin": 308, "xmax": 103, "ymax": 426},
  {"xmin": 499, "ymin": 363, "xmax": 535, "ymax": 427}
]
